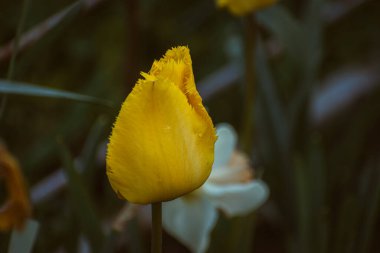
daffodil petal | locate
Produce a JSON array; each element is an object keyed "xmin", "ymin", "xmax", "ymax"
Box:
[
  {"xmin": 213, "ymin": 123, "xmax": 237, "ymax": 169},
  {"xmin": 163, "ymin": 194, "xmax": 218, "ymax": 253},
  {"xmin": 203, "ymin": 180, "xmax": 269, "ymax": 217},
  {"xmin": 107, "ymin": 78, "xmax": 215, "ymax": 204}
]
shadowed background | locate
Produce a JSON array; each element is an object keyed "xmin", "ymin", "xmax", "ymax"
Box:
[{"xmin": 1, "ymin": 0, "xmax": 380, "ymax": 252}]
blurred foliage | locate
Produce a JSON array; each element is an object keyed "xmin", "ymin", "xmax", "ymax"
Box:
[{"xmin": 0, "ymin": 0, "xmax": 380, "ymax": 252}]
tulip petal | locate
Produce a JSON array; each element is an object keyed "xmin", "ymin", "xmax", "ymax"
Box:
[
  {"xmin": 148, "ymin": 46, "xmax": 213, "ymax": 125},
  {"xmin": 163, "ymin": 194, "xmax": 218, "ymax": 253},
  {"xmin": 0, "ymin": 144, "xmax": 31, "ymax": 231},
  {"xmin": 107, "ymin": 78, "xmax": 215, "ymax": 204},
  {"xmin": 213, "ymin": 123, "xmax": 237, "ymax": 169},
  {"xmin": 217, "ymin": 0, "xmax": 277, "ymax": 16},
  {"xmin": 204, "ymin": 180, "xmax": 269, "ymax": 217}
]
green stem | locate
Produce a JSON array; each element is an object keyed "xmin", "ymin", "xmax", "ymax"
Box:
[
  {"xmin": 151, "ymin": 202, "xmax": 162, "ymax": 253},
  {"xmin": 0, "ymin": 0, "xmax": 31, "ymax": 120},
  {"xmin": 241, "ymin": 14, "xmax": 257, "ymax": 153}
]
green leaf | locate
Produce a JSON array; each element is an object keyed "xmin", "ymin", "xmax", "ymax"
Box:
[
  {"xmin": 0, "ymin": 80, "xmax": 113, "ymax": 107},
  {"xmin": 255, "ymin": 38, "xmax": 288, "ymax": 155},
  {"xmin": 255, "ymin": 37, "xmax": 297, "ymax": 227},
  {"xmin": 302, "ymin": 0, "xmax": 325, "ymax": 86},
  {"xmin": 8, "ymin": 219, "xmax": 39, "ymax": 253},
  {"xmin": 57, "ymin": 137, "xmax": 105, "ymax": 253},
  {"xmin": 308, "ymin": 136, "xmax": 328, "ymax": 253},
  {"xmin": 257, "ymin": 6, "xmax": 305, "ymax": 68}
]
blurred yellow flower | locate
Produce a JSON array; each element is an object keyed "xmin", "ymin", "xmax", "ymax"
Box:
[
  {"xmin": 0, "ymin": 143, "xmax": 31, "ymax": 231},
  {"xmin": 163, "ymin": 124, "xmax": 269, "ymax": 253},
  {"xmin": 217, "ymin": 0, "xmax": 277, "ymax": 16},
  {"xmin": 106, "ymin": 46, "xmax": 216, "ymax": 204}
]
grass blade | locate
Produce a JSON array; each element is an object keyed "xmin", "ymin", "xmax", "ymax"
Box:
[
  {"xmin": 0, "ymin": 1, "xmax": 82, "ymax": 62},
  {"xmin": 0, "ymin": 80, "xmax": 113, "ymax": 107},
  {"xmin": 0, "ymin": 0, "xmax": 31, "ymax": 119}
]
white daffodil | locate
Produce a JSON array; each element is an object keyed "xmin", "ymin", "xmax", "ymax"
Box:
[{"xmin": 162, "ymin": 123, "xmax": 269, "ymax": 253}]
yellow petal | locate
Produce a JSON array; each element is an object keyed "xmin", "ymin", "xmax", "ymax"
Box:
[
  {"xmin": 216, "ymin": 0, "xmax": 277, "ymax": 16},
  {"xmin": 0, "ymin": 143, "xmax": 32, "ymax": 231},
  {"xmin": 107, "ymin": 47, "xmax": 216, "ymax": 204},
  {"xmin": 148, "ymin": 46, "xmax": 211, "ymax": 124}
]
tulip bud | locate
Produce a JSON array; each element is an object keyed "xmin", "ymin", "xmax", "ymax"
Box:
[{"xmin": 106, "ymin": 46, "xmax": 216, "ymax": 204}]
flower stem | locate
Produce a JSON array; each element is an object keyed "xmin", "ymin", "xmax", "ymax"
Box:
[
  {"xmin": 151, "ymin": 202, "xmax": 162, "ymax": 253},
  {"xmin": 241, "ymin": 14, "xmax": 257, "ymax": 153}
]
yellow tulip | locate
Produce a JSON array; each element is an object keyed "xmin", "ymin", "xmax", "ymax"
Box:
[
  {"xmin": 106, "ymin": 46, "xmax": 216, "ymax": 204},
  {"xmin": 0, "ymin": 143, "xmax": 31, "ymax": 231},
  {"xmin": 217, "ymin": 0, "xmax": 277, "ymax": 16}
]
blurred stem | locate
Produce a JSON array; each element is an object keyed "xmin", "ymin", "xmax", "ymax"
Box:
[
  {"xmin": 241, "ymin": 14, "xmax": 257, "ymax": 153},
  {"xmin": 125, "ymin": 0, "xmax": 141, "ymax": 94},
  {"xmin": 294, "ymin": 160, "xmax": 311, "ymax": 253},
  {"xmin": 151, "ymin": 202, "xmax": 162, "ymax": 253},
  {"xmin": 358, "ymin": 158, "xmax": 380, "ymax": 253},
  {"xmin": 332, "ymin": 197, "xmax": 359, "ymax": 253},
  {"xmin": 231, "ymin": 14, "xmax": 258, "ymax": 253},
  {"xmin": 0, "ymin": 0, "xmax": 30, "ymax": 120},
  {"xmin": 127, "ymin": 217, "xmax": 146, "ymax": 253},
  {"xmin": 230, "ymin": 213, "xmax": 256, "ymax": 253}
]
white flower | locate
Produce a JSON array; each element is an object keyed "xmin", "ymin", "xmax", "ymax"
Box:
[{"xmin": 162, "ymin": 123, "xmax": 269, "ymax": 253}]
